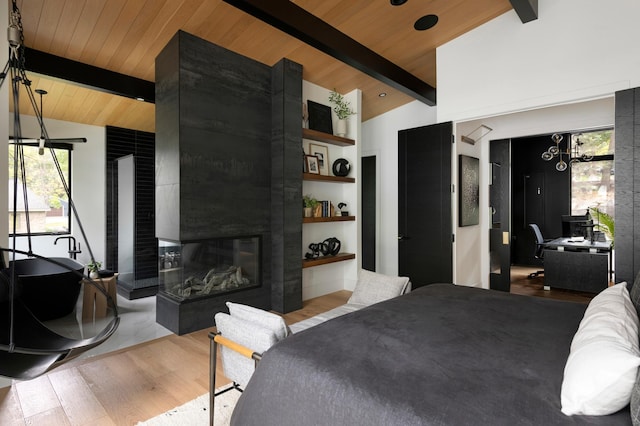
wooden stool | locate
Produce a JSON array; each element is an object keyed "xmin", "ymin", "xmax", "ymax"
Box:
[{"xmin": 82, "ymin": 274, "xmax": 118, "ymax": 321}]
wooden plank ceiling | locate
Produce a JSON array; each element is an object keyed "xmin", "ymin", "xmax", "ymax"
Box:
[{"xmin": 13, "ymin": 0, "xmax": 513, "ymax": 133}]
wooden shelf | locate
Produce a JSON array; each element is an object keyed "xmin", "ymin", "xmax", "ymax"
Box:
[
  {"xmin": 303, "ymin": 173, "xmax": 355, "ymax": 183},
  {"xmin": 303, "ymin": 215, "xmax": 355, "ymax": 223},
  {"xmin": 303, "ymin": 128, "xmax": 355, "ymax": 147},
  {"xmin": 302, "ymin": 252, "xmax": 356, "ymax": 268}
]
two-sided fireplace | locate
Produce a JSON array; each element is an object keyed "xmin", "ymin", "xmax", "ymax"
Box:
[{"xmin": 158, "ymin": 236, "xmax": 260, "ymax": 301}]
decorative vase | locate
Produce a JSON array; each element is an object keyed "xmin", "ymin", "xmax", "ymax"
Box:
[
  {"xmin": 90, "ymin": 270, "xmax": 99, "ymax": 279},
  {"xmin": 304, "ymin": 207, "xmax": 312, "ymax": 218},
  {"xmin": 336, "ymin": 119, "xmax": 347, "ymax": 137}
]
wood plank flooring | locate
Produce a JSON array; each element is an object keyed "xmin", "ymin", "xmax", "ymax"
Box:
[
  {"xmin": 0, "ymin": 279, "xmax": 593, "ymax": 426},
  {"xmin": 0, "ymin": 290, "xmax": 351, "ymax": 426}
]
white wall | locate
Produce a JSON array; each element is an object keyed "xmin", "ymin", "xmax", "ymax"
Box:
[
  {"xmin": 438, "ymin": 0, "xmax": 640, "ymax": 123},
  {"xmin": 361, "ymin": 100, "xmax": 437, "ymax": 275},
  {"xmin": 436, "ymin": 0, "xmax": 630, "ymax": 289},
  {"xmin": 9, "ymin": 116, "xmax": 106, "ymax": 267},
  {"xmin": 302, "ymin": 82, "xmax": 361, "ymax": 299}
]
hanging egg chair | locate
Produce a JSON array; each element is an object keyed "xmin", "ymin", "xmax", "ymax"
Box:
[{"xmin": 0, "ymin": 1, "xmax": 119, "ymax": 380}]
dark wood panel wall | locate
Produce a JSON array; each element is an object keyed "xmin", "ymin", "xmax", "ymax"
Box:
[
  {"xmin": 271, "ymin": 58, "xmax": 303, "ymax": 313},
  {"xmin": 615, "ymin": 88, "xmax": 640, "ymax": 285},
  {"xmin": 510, "ymin": 134, "xmax": 571, "ymax": 265}
]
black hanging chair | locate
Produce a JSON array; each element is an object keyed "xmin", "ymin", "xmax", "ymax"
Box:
[{"xmin": 0, "ymin": 1, "xmax": 119, "ymax": 380}]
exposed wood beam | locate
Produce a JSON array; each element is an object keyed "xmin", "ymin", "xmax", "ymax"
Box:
[
  {"xmin": 222, "ymin": 0, "xmax": 436, "ymax": 106},
  {"xmin": 509, "ymin": 0, "xmax": 538, "ymax": 23},
  {"xmin": 23, "ymin": 47, "xmax": 155, "ymax": 103}
]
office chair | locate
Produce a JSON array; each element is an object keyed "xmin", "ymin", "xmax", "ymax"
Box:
[{"xmin": 528, "ymin": 224, "xmax": 546, "ymax": 279}]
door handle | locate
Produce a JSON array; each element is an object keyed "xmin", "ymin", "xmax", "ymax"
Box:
[{"xmin": 398, "ymin": 235, "xmax": 410, "ymax": 241}]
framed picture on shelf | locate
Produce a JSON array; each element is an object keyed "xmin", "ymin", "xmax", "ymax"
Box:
[
  {"xmin": 307, "ymin": 100, "xmax": 333, "ymax": 134},
  {"xmin": 306, "ymin": 155, "xmax": 320, "ymax": 174},
  {"xmin": 309, "ymin": 143, "xmax": 329, "ymax": 175}
]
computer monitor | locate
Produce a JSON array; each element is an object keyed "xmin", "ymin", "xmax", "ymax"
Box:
[{"xmin": 561, "ymin": 214, "xmax": 593, "ymax": 238}]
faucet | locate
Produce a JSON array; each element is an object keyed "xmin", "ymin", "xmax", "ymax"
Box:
[{"xmin": 54, "ymin": 236, "xmax": 81, "ymax": 260}]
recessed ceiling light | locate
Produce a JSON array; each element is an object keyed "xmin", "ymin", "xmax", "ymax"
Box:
[
  {"xmin": 390, "ymin": 0, "xmax": 408, "ymax": 5},
  {"xmin": 414, "ymin": 14, "xmax": 439, "ymax": 31},
  {"xmin": 379, "ymin": 92, "xmax": 387, "ymax": 97}
]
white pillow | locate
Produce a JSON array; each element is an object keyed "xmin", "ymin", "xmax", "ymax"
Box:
[
  {"xmin": 348, "ymin": 270, "xmax": 410, "ymax": 306},
  {"xmin": 561, "ymin": 282, "xmax": 640, "ymax": 416},
  {"xmin": 226, "ymin": 302, "xmax": 290, "ymax": 340}
]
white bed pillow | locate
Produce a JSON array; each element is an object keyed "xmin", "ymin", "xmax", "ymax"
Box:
[
  {"xmin": 348, "ymin": 269, "xmax": 410, "ymax": 306},
  {"xmin": 561, "ymin": 282, "xmax": 640, "ymax": 416},
  {"xmin": 226, "ymin": 301, "xmax": 290, "ymax": 340}
]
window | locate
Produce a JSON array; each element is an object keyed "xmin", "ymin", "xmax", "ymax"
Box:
[
  {"xmin": 570, "ymin": 129, "xmax": 614, "ymax": 235},
  {"xmin": 8, "ymin": 144, "xmax": 72, "ymax": 235}
]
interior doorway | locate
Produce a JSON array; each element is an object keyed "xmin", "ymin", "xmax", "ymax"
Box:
[{"xmin": 508, "ymin": 128, "xmax": 615, "ymax": 286}]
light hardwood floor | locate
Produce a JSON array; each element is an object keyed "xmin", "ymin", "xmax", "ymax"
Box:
[
  {"xmin": 0, "ymin": 290, "xmax": 351, "ymax": 426},
  {"xmin": 0, "ymin": 278, "xmax": 593, "ymax": 426}
]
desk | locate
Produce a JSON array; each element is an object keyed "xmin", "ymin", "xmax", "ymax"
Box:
[
  {"xmin": 82, "ymin": 274, "xmax": 118, "ymax": 321},
  {"xmin": 542, "ymin": 238, "xmax": 612, "ymax": 293}
]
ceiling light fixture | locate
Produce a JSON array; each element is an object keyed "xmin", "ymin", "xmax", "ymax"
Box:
[
  {"xmin": 379, "ymin": 92, "xmax": 387, "ymax": 97},
  {"xmin": 541, "ymin": 133, "xmax": 593, "ymax": 172},
  {"xmin": 414, "ymin": 14, "xmax": 439, "ymax": 31},
  {"xmin": 390, "ymin": 0, "xmax": 408, "ymax": 5}
]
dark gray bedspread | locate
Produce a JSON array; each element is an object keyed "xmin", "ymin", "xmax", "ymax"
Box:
[{"xmin": 231, "ymin": 284, "xmax": 631, "ymax": 425}]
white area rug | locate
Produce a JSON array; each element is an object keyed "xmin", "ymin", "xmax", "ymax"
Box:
[{"xmin": 136, "ymin": 387, "xmax": 240, "ymax": 426}]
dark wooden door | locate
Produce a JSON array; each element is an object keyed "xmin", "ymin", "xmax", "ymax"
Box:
[
  {"xmin": 362, "ymin": 155, "xmax": 376, "ymax": 271},
  {"xmin": 489, "ymin": 139, "xmax": 511, "ymax": 291},
  {"xmin": 398, "ymin": 122, "xmax": 453, "ymax": 288}
]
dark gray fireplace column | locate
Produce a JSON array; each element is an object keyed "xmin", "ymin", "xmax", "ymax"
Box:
[{"xmin": 155, "ymin": 31, "xmax": 302, "ymax": 333}]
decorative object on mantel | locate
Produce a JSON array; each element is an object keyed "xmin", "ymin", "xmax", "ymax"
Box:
[
  {"xmin": 542, "ymin": 133, "xmax": 593, "ymax": 172},
  {"xmin": 329, "ymin": 89, "xmax": 356, "ymax": 137},
  {"xmin": 332, "ymin": 158, "xmax": 351, "ymax": 177},
  {"xmin": 337, "ymin": 202, "xmax": 348, "ymax": 216},
  {"xmin": 304, "ymin": 237, "xmax": 342, "ymax": 259},
  {"xmin": 309, "ymin": 143, "xmax": 329, "ymax": 175},
  {"xmin": 303, "ymin": 195, "xmax": 318, "ymax": 218},
  {"xmin": 307, "ymin": 100, "xmax": 333, "ymax": 134},
  {"xmin": 461, "ymin": 124, "xmax": 493, "ymax": 145}
]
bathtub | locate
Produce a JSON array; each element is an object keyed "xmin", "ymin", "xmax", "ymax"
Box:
[{"xmin": 7, "ymin": 257, "xmax": 85, "ymax": 321}]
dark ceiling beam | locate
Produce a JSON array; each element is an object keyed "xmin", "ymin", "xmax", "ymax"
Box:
[
  {"xmin": 23, "ymin": 47, "xmax": 155, "ymax": 103},
  {"xmin": 222, "ymin": 0, "xmax": 436, "ymax": 106},
  {"xmin": 509, "ymin": 0, "xmax": 538, "ymax": 23}
]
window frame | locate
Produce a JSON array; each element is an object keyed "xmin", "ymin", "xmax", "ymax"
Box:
[{"xmin": 8, "ymin": 142, "xmax": 73, "ymax": 237}]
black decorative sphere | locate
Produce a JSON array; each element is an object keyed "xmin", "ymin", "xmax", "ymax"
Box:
[{"xmin": 332, "ymin": 158, "xmax": 351, "ymax": 177}]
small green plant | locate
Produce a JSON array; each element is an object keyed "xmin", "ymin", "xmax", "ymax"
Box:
[
  {"xmin": 303, "ymin": 195, "xmax": 318, "ymax": 209},
  {"xmin": 589, "ymin": 206, "xmax": 614, "ymax": 243},
  {"xmin": 329, "ymin": 89, "xmax": 355, "ymax": 119},
  {"xmin": 87, "ymin": 260, "xmax": 102, "ymax": 273}
]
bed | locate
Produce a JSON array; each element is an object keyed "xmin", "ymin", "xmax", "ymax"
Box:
[{"xmin": 230, "ymin": 283, "xmax": 638, "ymax": 425}]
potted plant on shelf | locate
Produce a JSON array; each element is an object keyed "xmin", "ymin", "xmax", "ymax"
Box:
[
  {"xmin": 329, "ymin": 89, "xmax": 355, "ymax": 137},
  {"xmin": 87, "ymin": 260, "xmax": 102, "ymax": 279},
  {"xmin": 303, "ymin": 195, "xmax": 318, "ymax": 218}
]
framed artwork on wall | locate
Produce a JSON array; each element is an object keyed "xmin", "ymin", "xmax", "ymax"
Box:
[
  {"xmin": 459, "ymin": 155, "xmax": 480, "ymax": 227},
  {"xmin": 309, "ymin": 143, "xmax": 329, "ymax": 175},
  {"xmin": 307, "ymin": 100, "xmax": 333, "ymax": 135}
]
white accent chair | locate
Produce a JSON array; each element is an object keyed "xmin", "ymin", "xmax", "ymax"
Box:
[{"xmin": 208, "ymin": 270, "xmax": 411, "ymax": 425}]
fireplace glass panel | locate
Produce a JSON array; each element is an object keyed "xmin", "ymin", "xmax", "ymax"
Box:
[{"xmin": 158, "ymin": 236, "xmax": 260, "ymax": 301}]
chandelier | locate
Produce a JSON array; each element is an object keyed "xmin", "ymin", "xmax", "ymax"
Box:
[{"xmin": 541, "ymin": 133, "xmax": 593, "ymax": 171}]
